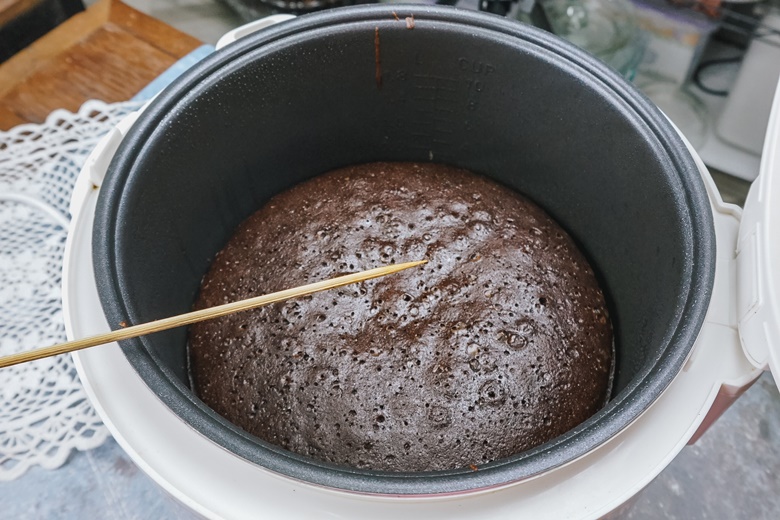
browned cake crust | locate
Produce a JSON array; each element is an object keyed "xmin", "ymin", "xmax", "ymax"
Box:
[{"xmin": 188, "ymin": 162, "xmax": 613, "ymax": 472}]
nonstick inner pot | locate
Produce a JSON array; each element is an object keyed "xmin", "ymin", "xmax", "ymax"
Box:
[{"xmin": 93, "ymin": 6, "xmax": 715, "ymax": 495}]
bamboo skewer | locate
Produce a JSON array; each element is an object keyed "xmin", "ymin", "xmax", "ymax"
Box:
[{"xmin": 0, "ymin": 260, "xmax": 427, "ymax": 369}]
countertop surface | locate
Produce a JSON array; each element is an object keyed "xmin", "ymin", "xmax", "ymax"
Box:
[
  {"xmin": 0, "ymin": 0, "xmax": 203, "ymax": 130},
  {"xmin": 2, "ymin": 1, "xmax": 779, "ymax": 518}
]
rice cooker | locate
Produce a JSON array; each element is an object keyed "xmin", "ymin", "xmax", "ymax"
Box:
[{"xmin": 63, "ymin": 6, "xmax": 780, "ymax": 519}]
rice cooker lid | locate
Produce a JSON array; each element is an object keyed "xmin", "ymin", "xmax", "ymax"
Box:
[{"xmin": 738, "ymin": 79, "xmax": 780, "ymax": 387}]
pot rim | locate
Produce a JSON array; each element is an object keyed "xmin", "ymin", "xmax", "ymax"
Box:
[{"xmin": 93, "ymin": 4, "xmax": 716, "ymax": 496}]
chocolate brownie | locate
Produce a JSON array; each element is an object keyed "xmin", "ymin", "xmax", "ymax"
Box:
[{"xmin": 188, "ymin": 162, "xmax": 613, "ymax": 472}]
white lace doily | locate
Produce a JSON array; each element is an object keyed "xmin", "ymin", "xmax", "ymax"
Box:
[{"xmin": 0, "ymin": 100, "xmax": 146, "ymax": 481}]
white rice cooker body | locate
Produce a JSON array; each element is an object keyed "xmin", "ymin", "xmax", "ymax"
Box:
[{"xmin": 61, "ymin": 17, "xmax": 780, "ymax": 520}]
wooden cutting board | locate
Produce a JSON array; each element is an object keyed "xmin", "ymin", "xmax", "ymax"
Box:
[{"xmin": 0, "ymin": 0, "xmax": 201, "ymax": 130}]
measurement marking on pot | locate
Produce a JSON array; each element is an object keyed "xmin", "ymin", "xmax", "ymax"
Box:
[
  {"xmin": 457, "ymin": 58, "xmax": 497, "ymax": 76},
  {"xmin": 408, "ymin": 73, "xmax": 460, "ymax": 153},
  {"xmin": 412, "ymin": 74, "xmax": 458, "ymax": 92}
]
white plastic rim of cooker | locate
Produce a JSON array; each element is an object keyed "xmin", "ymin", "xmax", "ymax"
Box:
[{"xmin": 62, "ymin": 15, "xmax": 779, "ymax": 520}]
